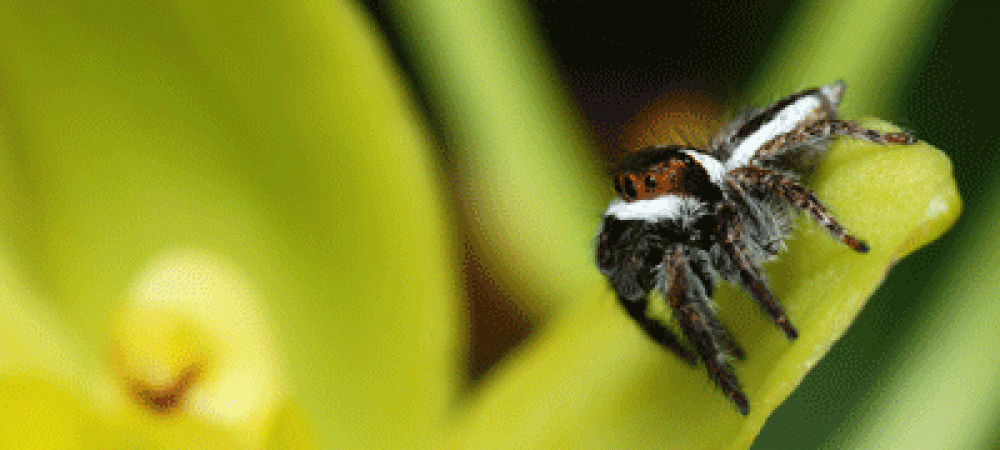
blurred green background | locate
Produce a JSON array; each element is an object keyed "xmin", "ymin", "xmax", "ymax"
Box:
[{"xmin": 0, "ymin": 0, "xmax": 992, "ymax": 448}]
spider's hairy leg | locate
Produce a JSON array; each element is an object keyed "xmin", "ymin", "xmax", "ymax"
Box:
[
  {"xmin": 617, "ymin": 293, "xmax": 698, "ymax": 365},
  {"xmin": 716, "ymin": 202, "xmax": 800, "ymax": 340},
  {"xmin": 803, "ymin": 119, "xmax": 917, "ymax": 145},
  {"xmin": 687, "ymin": 256, "xmax": 746, "ymax": 359},
  {"xmin": 729, "ymin": 167, "xmax": 871, "ymax": 253},
  {"xmin": 754, "ymin": 118, "xmax": 917, "ymax": 161},
  {"xmin": 724, "ymin": 181, "xmax": 787, "ymax": 258},
  {"xmin": 663, "ymin": 249, "xmax": 749, "ymax": 415}
]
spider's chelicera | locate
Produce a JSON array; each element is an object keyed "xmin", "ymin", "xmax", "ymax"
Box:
[{"xmin": 595, "ymin": 81, "xmax": 916, "ymax": 415}]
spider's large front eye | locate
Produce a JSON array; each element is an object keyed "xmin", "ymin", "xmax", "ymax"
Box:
[
  {"xmin": 614, "ymin": 175, "xmax": 638, "ymax": 200},
  {"xmin": 644, "ymin": 174, "xmax": 657, "ymax": 191}
]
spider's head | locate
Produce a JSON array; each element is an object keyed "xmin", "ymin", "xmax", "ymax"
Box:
[{"xmin": 612, "ymin": 145, "xmax": 723, "ymax": 204}]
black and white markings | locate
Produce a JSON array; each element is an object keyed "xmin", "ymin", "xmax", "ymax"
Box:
[
  {"xmin": 725, "ymin": 82, "xmax": 842, "ymax": 169},
  {"xmin": 595, "ymin": 81, "xmax": 917, "ymax": 415},
  {"xmin": 604, "ymin": 195, "xmax": 706, "ymax": 222}
]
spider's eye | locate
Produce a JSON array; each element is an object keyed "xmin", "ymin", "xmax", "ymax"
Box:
[
  {"xmin": 644, "ymin": 174, "xmax": 657, "ymax": 191},
  {"xmin": 614, "ymin": 175, "xmax": 638, "ymax": 199}
]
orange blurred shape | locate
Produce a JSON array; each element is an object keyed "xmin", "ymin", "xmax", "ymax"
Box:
[{"xmin": 617, "ymin": 89, "xmax": 725, "ymax": 159}]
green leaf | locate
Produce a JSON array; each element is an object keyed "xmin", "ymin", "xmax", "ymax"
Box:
[{"xmin": 447, "ymin": 122, "xmax": 959, "ymax": 449}]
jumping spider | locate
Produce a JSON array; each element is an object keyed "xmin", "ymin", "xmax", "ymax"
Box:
[{"xmin": 595, "ymin": 81, "xmax": 916, "ymax": 415}]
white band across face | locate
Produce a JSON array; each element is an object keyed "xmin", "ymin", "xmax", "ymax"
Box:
[{"xmin": 605, "ymin": 194, "xmax": 706, "ymax": 222}]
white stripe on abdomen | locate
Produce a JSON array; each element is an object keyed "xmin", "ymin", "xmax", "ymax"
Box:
[{"xmin": 725, "ymin": 95, "xmax": 821, "ymax": 170}]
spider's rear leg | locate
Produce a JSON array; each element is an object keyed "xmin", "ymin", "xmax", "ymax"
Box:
[
  {"xmin": 716, "ymin": 202, "xmax": 799, "ymax": 340},
  {"xmin": 663, "ymin": 250, "xmax": 749, "ymax": 415},
  {"xmin": 754, "ymin": 118, "xmax": 917, "ymax": 162},
  {"xmin": 804, "ymin": 119, "xmax": 917, "ymax": 145},
  {"xmin": 729, "ymin": 167, "xmax": 870, "ymax": 253}
]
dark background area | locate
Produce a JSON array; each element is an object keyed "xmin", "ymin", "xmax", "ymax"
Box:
[{"xmin": 363, "ymin": 0, "xmax": 998, "ymax": 447}]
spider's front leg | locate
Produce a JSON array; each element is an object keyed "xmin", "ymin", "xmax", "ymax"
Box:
[
  {"xmin": 616, "ymin": 292, "xmax": 698, "ymax": 366},
  {"xmin": 662, "ymin": 248, "xmax": 749, "ymax": 415},
  {"xmin": 598, "ymin": 219, "xmax": 699, "ymax": 365},
  {"xmin": 715, "ymin": 202, "xmax": 799, "ymax": 340}
]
